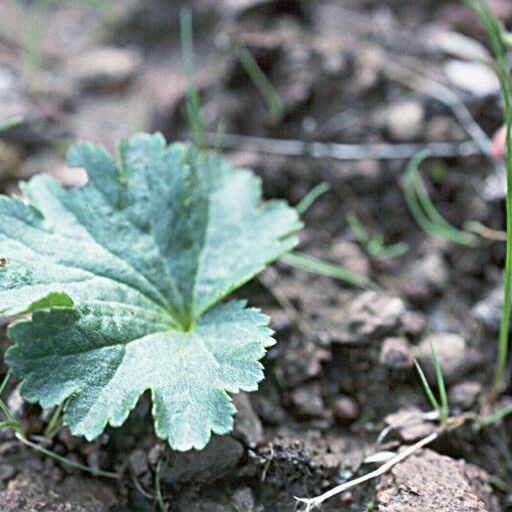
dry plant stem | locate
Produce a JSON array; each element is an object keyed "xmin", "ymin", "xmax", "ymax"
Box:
[
  {"xmin": 376, "ymin": 410, "xmax": 439, "ymax": 444},
  {"xmin": 298, "ymin": 412, "xmax": 476, "ymax": 510},
  {"xmin": 296, "ymin": 432, "xmax": 439, "ymax": 511},
  {"xmin": 205, "ymin": 132, "xmax": 480, "ymax": 161},
  {"xmin": 465, "ymin": 221, "xmax": 507, "ymax": 241},
  {"xmin": 384, "ymin": 60, "xmax": 492, "ymax": 155}
]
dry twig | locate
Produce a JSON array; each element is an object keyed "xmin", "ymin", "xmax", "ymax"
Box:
[{"xmin": 206, "ymin": 132, "xmax": 480, "ymax": 161}]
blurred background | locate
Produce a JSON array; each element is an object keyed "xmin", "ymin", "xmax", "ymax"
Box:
[{"xmin": 0, "ymin": 0, "xmax": 509, "ymax": 192}]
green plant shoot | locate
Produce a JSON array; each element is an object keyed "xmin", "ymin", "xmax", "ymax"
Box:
[
  {"xmin": 0, "ymin": 133, "xmax": 302, "ymax": 451},
  {"xmin": 403, "ymin": 150, "xmax": 477, "ymax": 247},
  {"xmin": 465, "ymin": 0, "xmax": 512, "ymax": 399}
]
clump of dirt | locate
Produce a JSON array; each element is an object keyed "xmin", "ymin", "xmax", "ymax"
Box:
[
  {"xmin": 376, "ymin": 448, "xmax": 500, "ymax": 512},
  {"xmin": 0, "ymin": 471, "xmax": 112, "ymax": 512}
]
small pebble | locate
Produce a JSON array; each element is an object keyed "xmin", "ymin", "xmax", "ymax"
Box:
[
  {"xmin": 448, "ymin": 381, "xmax": 482, "ymax": 411},
  {"xmin": 379, "ymin": 337, "xmax": 414, "ymax": 370},
  {"xmin": 415, "ymin": 332, "xmax": 479, "ymax": 385},
  {"xmin": 148, "ymin": 443, "xmax": 165, "ymax": 466},
  {"xmin": 232, "ymin": 487, "xmax": 255, "ymax": 512},
  {"xmin": 289, "ymin": 384, "xmax": 327, "ymax": 419},
  {"xmin": 332, "ymin": 396, "xmax": 360, "ymax": 423},
  {"xmin": 69, "ymin": 47, "xmax": 142, "ymax": 92},
  {"xmin": 129, "ymin": 449, "xmax": 149, "ymax": 476},
  {"xmin": 400, "ymin": 310, "xmax": 426, "ymax": 337},
  {"xmin": 386, "ymin": 100, "xmax": 425, "ymax": 141}
]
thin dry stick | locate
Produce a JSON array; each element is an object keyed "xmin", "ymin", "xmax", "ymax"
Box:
[
  {"xmin": 384, "ymin": 59, "xmax": 493, "ymax": 155},
  {"xmin": 465, "ymin": 221, "xmax": 507, "ymax": 241},
  {"xmin": 376, "ymin": 410, "xmax": 439, "ymax": 444},
  {"xmin": 205, "ymin": 132, "xmax": 480, "ymax": 161},
  {"xmin": 295, "ymin": 431, "xmax": 439, "ymax": 511}
]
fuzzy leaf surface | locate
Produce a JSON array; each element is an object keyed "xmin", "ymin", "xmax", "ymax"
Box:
[{"xmin": 0, "ymin": 133, "xmax": 301, "ymax": 449}]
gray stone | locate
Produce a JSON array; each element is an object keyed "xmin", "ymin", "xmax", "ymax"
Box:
[
  {"xmin": 448, "ymin": 381, "xmax": 482, "ymax": 411},
  {"xmin": 384, "ymin": 407, "xmax": 436, "ymax": 443},
  {"xmin": 403, "ymin": 252, "xmax": 450, "ymax": 302},
  {"xmin": 129, "ymin": 449, "xmax": 148, "ymax": 476},
  {"xmin": 330, "ymin": 241, "xmax": 371, "ymax": 278},
  {"xmin": 332, "ymin": 396, "xmax": 360, "ymax": 423},
  {"xmin": 0, "ymin": 472, "xmax": 107, "ymax": 511},
  {"xmin": 337, "ymin": 291, "xmax": 406, "ymax": 343},
  {"xmin": 69, "ymin": 47, "xmax": 142, "ymax": 92},
  {"xmin": 414, "ymin": 333, "xmax": 480, "ymax": 385},
  {"xmin": 160, "ymin": 436, "xmax": 243, "ymax": 484},
  {"xmin": 232, "ymin": 487, "xmax": 256, "ymax": 512},
  {"xmin": 289, "ymin": 383, "xmax": 327, "ymax": 419},
  {"xmin": 232, "ymin": 392, "xmax": 264, "ymax": 447},
  {"xmin": 473, "ymin": 287, "xmax": 503, "ymax": 331},
  {"xmin": 380, "ymin": 337, "xmax": 414, "ymax": 370}
]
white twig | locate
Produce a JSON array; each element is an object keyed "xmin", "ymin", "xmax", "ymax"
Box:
[
  {"xmin": 376, "ymin": 410, "xmax": 439, "ymax": 444},
  {"xmin": 206, "ymin": 132, "xmax": 480, "ymax": 160},
  {"xmin": 384, "ymin": 60, "xmax": 493, "ymax": 156},
  {"xmin": 295, "ymin": 431, "xmax": 439, "ymax": 511}
]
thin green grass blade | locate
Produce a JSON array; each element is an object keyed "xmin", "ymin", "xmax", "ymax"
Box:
[
  {"xmin": 155, "ymin": 459, "xmax": 165, "ymax": 510},
  {"xmin": 347, "ymin": 212, "xmax": 408, "ymax": 259},
  {"xmin": 0, "ymin": 420, "xmax": 22, "ymax": 432},
  {"xmin": 412, "ymin": 172, "xmax": 477, "ymax": 247},
  {"xmin": 404, "ymin": 150, "xmax": 477, "ymax": 246},
  {"xmin": 429, "ymin": 343, "xmax": 449, "ymax": 421},
  {"xmin": 235, "ymin": 45, "xmax": 284, "ymax": 119},
  {"xmin": 481, "ymin": 403, "xmax": 512, "ymax": 426},
  {"xmin": 0, "ymin": 116, "xmax": 23, "ymax": 133},
  {"xmin": 214, "ymin": 122, "xmax": 226, "ymax": 153},
  {"xmin": 0, "ymin": 398, "xmax": 16, "ymax": 424},
  {"xmin": 414, "ymin": 360, "xmax": 442, "ymax": 416},
  {"xmin": 43, "ymin": 401, "xmax": 65, "ymax": 438},
  {"xmin": 296, "ymin": 182, "xmax": 331, "ymax": 215},
  {"xmin": 346, "ymin": 212, "xmax": 370, "ymax": 244},
  {"xmin": 180, "ymin": 8, "xmax": 205, "ymax": 149},
  {"xmin": 403, "ymin": 152, "xmax": 442, "ymax": 237},
  {"xmin": 0, "ymin": 372, "xmax": 10, "ymax": 397},
  {"xmin": 370, "ymin": 241, "xmax": 409, "ymax": 259},
  {"xmin": 465, "ymin": 0, "xmax": 512, "ymax": 399},
  {"xmin": 16, "ymin": 433, "xmax": 119, "ymax": 478},
  {"xmin": 282, "ymin": 251, "xmax": 378, "ymax": 290},
  {"xmin": 0, "ymin": 374, "xmax": 16, "ymax": 424}
]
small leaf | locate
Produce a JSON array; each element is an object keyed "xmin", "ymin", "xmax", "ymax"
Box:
[
  {"xmin": 0, "ymin": 133, "xmax": 301, "ymax": 450},
  {"xmin": 22, "ymin": 292, "xmax": 74, "ymax": 313}
]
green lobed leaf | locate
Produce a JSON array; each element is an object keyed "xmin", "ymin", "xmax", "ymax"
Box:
[{"xmin": 0, "ymin": 133, "xmax": 301, "ymax": 450}]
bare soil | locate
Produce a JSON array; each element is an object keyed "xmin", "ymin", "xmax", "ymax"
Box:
[{"xmin": 0, "ymin": 1, "xmax": 511, "ymax": 511}]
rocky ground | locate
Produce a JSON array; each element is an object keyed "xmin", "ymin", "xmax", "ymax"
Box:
[{"xmin": 0, "ymin": 0, "xmax": 512, "ymax": 510}]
